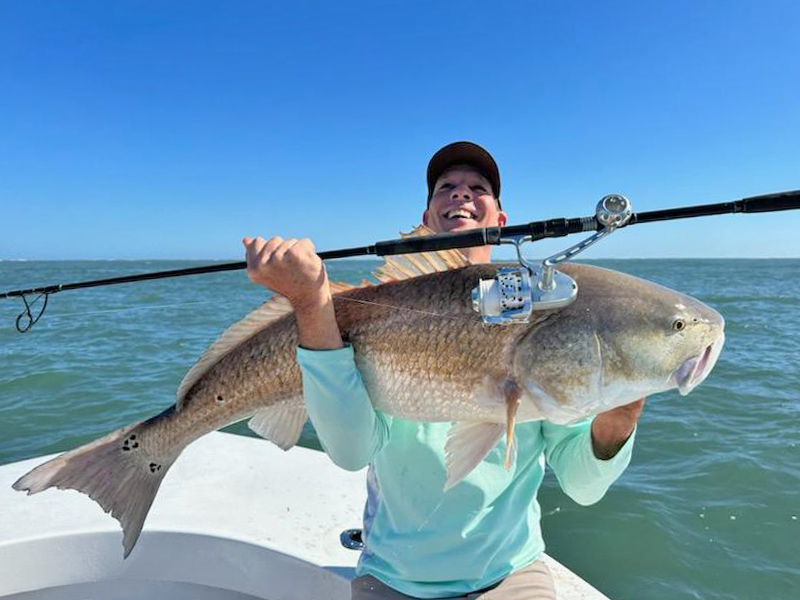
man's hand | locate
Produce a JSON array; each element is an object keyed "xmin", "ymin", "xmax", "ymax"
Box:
[
  {"xmin": 591, "ymin": 398, "xmax": 645, "ymax": 460},
  {"xmin": 243, "ymin": 236, "xmax": 343, "ymax": 350},
  {"xmin": 243, "ymin": 236, "xmax": 329, "ymax": 310}
]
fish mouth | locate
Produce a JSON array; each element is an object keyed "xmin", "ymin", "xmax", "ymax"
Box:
[{"xmin": 673, "ymin": 334, "xmax": 725, "ymax": 396}]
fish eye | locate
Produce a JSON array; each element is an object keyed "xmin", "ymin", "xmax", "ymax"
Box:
[{"xmin": 672, "ymin": 318, "xmax": 686, "ymax": 332}]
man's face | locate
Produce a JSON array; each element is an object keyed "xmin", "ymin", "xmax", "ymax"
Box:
[{"xmin": 423, "ymin": 166, "xmax": 507, "ymax": 233}]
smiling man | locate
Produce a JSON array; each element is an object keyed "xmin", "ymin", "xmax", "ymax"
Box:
[
  {"xmin": 422, "ymin": 144, "xmax": 506, "ymax": 265},
  {"xmin": 244, "ymin": 142, "xmax": 642, "ymax": 599}
]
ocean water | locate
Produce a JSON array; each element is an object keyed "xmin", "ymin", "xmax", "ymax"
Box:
[{"xmin": 0, "ymin": 259, "xmax": 798, "ymax": 600}]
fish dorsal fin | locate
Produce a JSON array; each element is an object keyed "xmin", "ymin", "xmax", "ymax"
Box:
[
  {"xmin": 329, "ymin": 281, "xmax": 357, "ymax": 294},
  {"xmin": 373, "ymin": 225, "xmax": 471, "ymax": 283},
  {"xmin": 327, "ymin": 225, "xmax": 471, "ymax": 290},
  {"xmin": 176, "ymin": 294, "xmax": 294, "ymax": 408}
]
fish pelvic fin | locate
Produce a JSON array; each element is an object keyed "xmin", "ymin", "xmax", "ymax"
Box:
[
  {"xmin": 12, "ymin": 416, "xmax": 181, "ymax": 559},
  {"xmin": 443, "ymin": 422, "xmax": 504, "ymax": 491},
  {"xmin": 247, "ymin": 400, "xmax": 308, "ymax": 450},
  {"xmin": 177, "ymin": 294, "xmax": 295, "ymax": 409}
]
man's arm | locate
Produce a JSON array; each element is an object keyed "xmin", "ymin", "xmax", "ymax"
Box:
[
  {"xmin": 243, "ymin": 236, "xmax": 391, "ymax": 470},
  {"xmin": 542, "ymin": 399, "xmax": 644, "ymax": 506},
  {"xmin": 243, "ymin": 235, "xmax": 343, "ymax": 350},
  {"xmin": 591, "ymin": 398, "xmax": 644, "ymax": 459}
]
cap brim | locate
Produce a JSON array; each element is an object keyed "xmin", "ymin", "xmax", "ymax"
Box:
[{"xmin": 426, "ymin": 141, "xmax": 501, "ymax": 205}]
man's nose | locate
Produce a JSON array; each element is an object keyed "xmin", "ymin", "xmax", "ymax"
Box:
[{"xmin": 450, "ymin": 184, "xmax": 472, "ymax": 200}]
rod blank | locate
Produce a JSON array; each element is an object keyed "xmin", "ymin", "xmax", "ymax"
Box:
[{"xmin": 2, "ymin": 189, "xmax": 798, "ymax": 302}]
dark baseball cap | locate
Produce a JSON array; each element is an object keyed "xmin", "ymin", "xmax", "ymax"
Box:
[{"xmin": 426, "ymin": 141, "xmax": 501, "ymax": 207}]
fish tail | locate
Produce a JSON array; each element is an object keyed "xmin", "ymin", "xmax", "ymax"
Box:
[{"xmin": 12, "ymin": 409, "xmax": 182, "ymax": 558}]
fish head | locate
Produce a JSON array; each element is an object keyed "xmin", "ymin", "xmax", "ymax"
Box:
[{"xmin": 513, "ymin": 263, "xmax": 726, "ymax": 423}]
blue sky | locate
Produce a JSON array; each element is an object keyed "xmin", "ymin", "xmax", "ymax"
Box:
[{"xmin": 0, "ymin": 0, "xmax": 798, "ymax": 260}]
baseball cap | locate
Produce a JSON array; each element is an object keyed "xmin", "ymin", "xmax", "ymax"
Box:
[{"xmin": 426, "ymin": 141, "xmax": 501, "ymax": 207}]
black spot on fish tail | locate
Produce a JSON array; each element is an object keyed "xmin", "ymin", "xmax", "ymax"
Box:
[{"xmin": 12, "ymin": 405, "xmax": 185, "ymax": 558}]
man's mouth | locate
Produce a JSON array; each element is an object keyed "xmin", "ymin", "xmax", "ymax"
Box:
[{"xmin": 443, "ymin": 209, "xmax": 477, "ymax": 220}]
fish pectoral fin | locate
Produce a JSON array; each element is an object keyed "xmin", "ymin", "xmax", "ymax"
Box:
[
  {"xmin": 504, "ymin": 401, "xmax": 519, "ymax": 470},
  {"xmin": 443, "ymin": 422, "xmax": 504, "ymax": 491},
  {"xmin": 248, "ymin": 401, "xmax": 308, "ymax": 451},
  {"xmin": 504, "ymin": 381, "xmax": 522, "ymax": 470}
]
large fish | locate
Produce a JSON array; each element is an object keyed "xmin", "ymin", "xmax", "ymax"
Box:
[{"xmin": 12, "ymin": 239, "xmax": 725, "ymax": 557}]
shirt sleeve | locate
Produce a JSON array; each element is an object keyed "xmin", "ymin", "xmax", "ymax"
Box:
[
  {"xmin": 296, "ymin": 344, "xmax": 392, "ymax": 471},
  {"xmin": 542, "ymin": 417, "xmax": 635, "ymax": 506}
]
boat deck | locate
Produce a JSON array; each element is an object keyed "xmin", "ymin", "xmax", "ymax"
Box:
[{"xmin": 0, "ymin": 432, "xmax": 610, "ymax": 599}]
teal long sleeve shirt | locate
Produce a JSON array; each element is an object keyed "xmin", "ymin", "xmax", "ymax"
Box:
[{"xmin": 297, "ymin": 344, "xmax": 635, "ymax": 599}]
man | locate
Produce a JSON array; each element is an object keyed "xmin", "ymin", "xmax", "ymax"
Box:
[{"xmin": 243, "ymin": 142, "xmax": 644, "ymax": 599}]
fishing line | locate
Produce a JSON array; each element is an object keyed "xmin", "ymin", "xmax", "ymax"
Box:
[
  {"xmin": 30, "ymin": 300, "xmax": 229, "ymax": 323},
  {"xmin": 333, "ymin": 295, "xmax": 474, "ymax": 322}
]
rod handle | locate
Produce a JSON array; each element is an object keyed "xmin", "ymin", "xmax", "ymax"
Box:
[{"xmin": 740, "ymin": 190, "xmax": 800, "ymax": 213}]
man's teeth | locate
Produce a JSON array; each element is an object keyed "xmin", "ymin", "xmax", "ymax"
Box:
[{"xmin": 445, "ymin": 210, "xmax": 475, "ymax": 219}]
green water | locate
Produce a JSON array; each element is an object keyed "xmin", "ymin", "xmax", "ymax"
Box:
[{"xmin": 1, "ymin": 259, "xmax": 798, "ymax": 599}]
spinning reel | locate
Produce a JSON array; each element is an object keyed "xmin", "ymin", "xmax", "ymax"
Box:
[{"xmin": 471, "ymin": 194, "xmax": 633, "ymax": 325}]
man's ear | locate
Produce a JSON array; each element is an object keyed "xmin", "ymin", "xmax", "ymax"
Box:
[
  {"xmin": 422, "ymin": 209, "xmax": 430, "ymax": 226},
  {"xmin": 497, "ymin": 211, "xmax": 508, "ymax": 227}
]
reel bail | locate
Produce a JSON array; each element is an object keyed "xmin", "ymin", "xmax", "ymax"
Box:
[{"xmin": 471, "ymin": 194, "xmax": 632, "ymax": 325}]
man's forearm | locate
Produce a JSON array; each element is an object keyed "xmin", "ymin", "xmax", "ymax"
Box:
[
  {"xmin": 591, "ymin": 420, "xmax": 635, "ymax": 460},
  {"xmin": 243, "ymin": 236, "xmax": 344, "ymax": 351},
  {"xmin": 590, "ymin": 398, "xmax": 644, "ymax": 460},
  {"xmin": 294, "ymin": 295, "xmax": 344, "ymax": 350}
]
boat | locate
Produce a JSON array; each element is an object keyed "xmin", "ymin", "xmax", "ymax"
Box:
[{"xmin": 0, "ymin": 431, "xmax": 612, "ymax": 599}]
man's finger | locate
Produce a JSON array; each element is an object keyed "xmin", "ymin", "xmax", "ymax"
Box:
[
  {"xmin": 298, "ymin": 238, "xmax": 316, "ymax": 252},
  {"xmin": 256, "ymin": 236, "xmax": 284, "ymax": 263},
  {"xmin": 289, "ymin": 238, "xmax": 316, "ymax": 258},
  {"xmin": 244, "ymin": 237, "xmax": 263, "ymax": 264},
  {"xmin": 269, "ymin": 239, "xmax": 299, "ymax": 264}
]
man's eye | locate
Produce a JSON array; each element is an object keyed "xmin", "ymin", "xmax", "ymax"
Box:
[
  {"xmin": 470, "ymin": 185, "xmax": 487, "ymax": 193},
  {"xmin": 439, "ymin": 183, "xmax": 453, "ymax": 190}
]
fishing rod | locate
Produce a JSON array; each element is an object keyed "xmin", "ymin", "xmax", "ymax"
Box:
[{"xmin": 2, "ymin": 189, "xmax": 799, "ymax": 332}]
